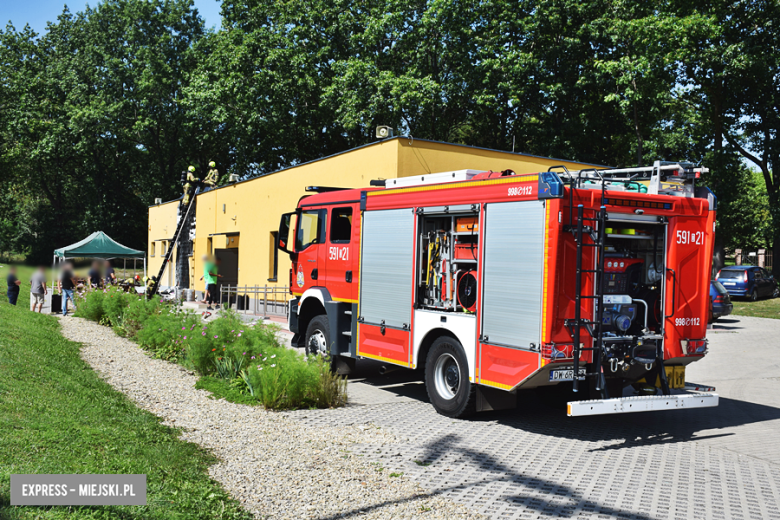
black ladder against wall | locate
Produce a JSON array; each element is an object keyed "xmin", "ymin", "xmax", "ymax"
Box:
[
  {"xmin": 148, "ymin": 194, "xmax": 196, "ymax": 298},
  {"xmin": 565, "ymin": 204, "xmax": 610, "ymax": 398}
]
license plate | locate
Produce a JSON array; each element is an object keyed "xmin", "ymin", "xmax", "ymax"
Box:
[
  {"xmin": 549, "ymin": 367, "xmax": 587, "ymax": 382},
  {"xmin": 722, "ymin": 282, "xmax": 735, "ymax": 286}
]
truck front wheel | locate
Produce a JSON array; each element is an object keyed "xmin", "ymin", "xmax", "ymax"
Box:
[
  {"xmin": 305, "ymin": 315, "xmax": 330, "ymax": 357},
  {"xmin": 425, "ymin": 336, "xmax": 476, "ymax": 418},
  {"xmin": 304, "ymin": 315, "xmax": 354, "ymax": 375}
]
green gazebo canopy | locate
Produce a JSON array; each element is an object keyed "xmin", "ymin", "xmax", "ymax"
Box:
[{"xmin": 54, "ymin": 231, "xmax": 145, "ymax": 259}]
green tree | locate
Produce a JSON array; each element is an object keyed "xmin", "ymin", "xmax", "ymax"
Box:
[{"xmin": 0, "ymin": 0, "xmax": 207, "ymax": 262}]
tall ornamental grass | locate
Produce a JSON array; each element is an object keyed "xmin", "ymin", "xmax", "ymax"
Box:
[{"xmin": 75, "ymin": 287, "xmax": 346, "ymax": 409}]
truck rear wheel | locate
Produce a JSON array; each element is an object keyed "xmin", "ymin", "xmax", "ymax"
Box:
[{"xmin": 425, "ymin": 336, "xmax": 476, "ymax": 418}]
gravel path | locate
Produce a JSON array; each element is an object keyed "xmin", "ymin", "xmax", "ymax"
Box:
[{"xmin": 59, "ymin": 316, "xmax": 482, "ymax": 520}]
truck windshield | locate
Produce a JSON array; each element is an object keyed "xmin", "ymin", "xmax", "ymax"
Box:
[{"xmin": 296, "ymin": 209, "xmax": 325, "ymax": 251}]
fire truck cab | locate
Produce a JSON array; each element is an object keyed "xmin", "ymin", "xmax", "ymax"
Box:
[{"xmin": 277, "ymin": 162, "xmax": 719, "ymax": 417}]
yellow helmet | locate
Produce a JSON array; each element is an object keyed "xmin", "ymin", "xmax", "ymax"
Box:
[
  {"xmin": 188, "ymin": 165, "xmax": 196, "ymax": 173},
  {"xmin": 209, "ymin": 161, "xmax": 216, "ymax": 168}
]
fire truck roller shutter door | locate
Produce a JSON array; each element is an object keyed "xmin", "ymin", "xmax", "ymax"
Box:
[
  {"xmin": 359, "ymin": 208, "xmax": 415, "ymax": 329},
  {"xmin": 481, "ymin": 201, "xmax": 545, "ymax": 349}
]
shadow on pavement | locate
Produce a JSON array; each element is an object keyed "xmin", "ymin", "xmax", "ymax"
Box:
[
  {"xmin": 348, "ymin": 358, "xmax": 780, "ymax": 451},
  {"xmin": 315, "ymin": 431, "xmax": 655, "ymax": 520}
]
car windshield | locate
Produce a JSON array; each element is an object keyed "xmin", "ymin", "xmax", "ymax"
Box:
[
  {"xmin": 712, "ymin": 280, "xmax": 729, "ymax": 295},
  {"xmin": 719, "ymin": 270, "xmax": 745, "ymax": 280}
]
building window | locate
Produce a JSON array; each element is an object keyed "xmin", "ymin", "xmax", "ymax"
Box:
[
  {"xmin": 151, "ymin": 242, "xmax": 156, "ymax": 257},
  {"xmin": 161, "ymin": 241, "xmax": 167, "ymax": 255},
  {"xmin": 330, "ymin": 207, "xmax": 352, "ymax": 243},
  {"xmin": 268, "ymin": 231, "xmax": 278, "ymax": 282}
]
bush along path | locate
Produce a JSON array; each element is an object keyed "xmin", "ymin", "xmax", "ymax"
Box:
[
  {"xmin": 74, "ymin": 287, "xmax": 345, "ymax": 409},
  {"xmin": 59, "ymin": 316, "xmax": 483, "ymax": 519}
]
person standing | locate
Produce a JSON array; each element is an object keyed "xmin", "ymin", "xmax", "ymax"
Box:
[
  {"xmin": 30, "ymin": 266, "xmax": 47, "ymax": 312},
  {"xmin": 58, "ymin": 262, "xmax": 77, "ymax": 316},
  {"xmin": 88, "ymin": 261, "xmax": 102, "ymax": 288},
  {"xmin": 5, "ymin": 266, "xmax": 21, "ymax": 305},
  {"xmin": 104, "ymin": 260, "xmax": 116, "ymax": 286},
  {"xmin": 204, "ymin": 256, "xmax": 222, "ymax": 310},
  {"xmin": 200, "ymin": 255, "xmax": 212, "ymax": 304}
]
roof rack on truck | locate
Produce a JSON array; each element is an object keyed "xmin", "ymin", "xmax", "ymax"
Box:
[{"xmin": 550, "ymin": 160, "xmax": 709, "ymax": 199}]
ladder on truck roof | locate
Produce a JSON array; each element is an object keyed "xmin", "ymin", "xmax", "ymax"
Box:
[
  {"xmin": 550, "ymin": 160, "xmax": 708, "ymax": 198},
  {"xmin": 561, "ymin": 180, "xmax": 672, "ymax": 399}
]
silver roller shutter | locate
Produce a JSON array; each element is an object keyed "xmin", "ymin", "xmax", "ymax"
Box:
[
  {"xmin": 360, "ymin": 208, "xmax": 414, "ymax": 328},
  {"xmin": 481, "ymin": 201, "xmax": 545, "ymax": 349}
]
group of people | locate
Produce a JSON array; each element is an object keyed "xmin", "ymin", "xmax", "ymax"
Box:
[
  {"xmin": 87, "ymin": 260, "xmax": 117, "ymax": 288},
  {"xmin": 3, "ymin": 260, "xmax": 118, "ymax": 316},
  {"xmin": 4, "ymin": 265, "xmax": 61, "ymax": 313}
]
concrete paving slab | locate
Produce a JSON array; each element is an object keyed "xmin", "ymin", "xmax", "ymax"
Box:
[{"xmin": 285, "ymin": 314, "xmax": 780, "ymax": 520}]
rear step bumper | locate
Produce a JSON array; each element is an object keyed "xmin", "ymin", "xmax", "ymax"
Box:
[{"xmin": 567, "ymin": 390, "xmax": 719, "ymax": 417}]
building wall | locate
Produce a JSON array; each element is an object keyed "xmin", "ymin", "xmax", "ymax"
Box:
[
  {"xmin": 147, "ymin": 199, "xmax": 180, "ymax": 285},
  {"xmin": 148, "ymin": 138, "xmax": 601, "ymax": 293},
  {"xmin": 395, "ymin": 139, "xmax": 590, "ymax": 177}
]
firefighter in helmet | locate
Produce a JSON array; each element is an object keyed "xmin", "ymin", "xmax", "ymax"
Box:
[
  {"xmin": 183, "ymin": 165, "xmax": 199, "ymax": 205},
  {"xmin": 145, "ymin": 275, "xmax": 157, "ymax": 295},
  {"xmin": 203, "ymin": 161, "xmax": 219, "ymax": 187}
]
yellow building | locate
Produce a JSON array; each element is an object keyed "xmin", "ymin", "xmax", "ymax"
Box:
[{"xmin": 147, "ymin": 137, "xmax": 601, "ymax": 296}]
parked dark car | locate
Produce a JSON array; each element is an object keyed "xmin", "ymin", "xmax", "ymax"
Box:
[
  {"xmin": 716, "ymin": 266, "xmax": 779, "ymax": 301},
  {"xmin": 709, "ymin": 280, "xmax": 733, "ymax": 322}
]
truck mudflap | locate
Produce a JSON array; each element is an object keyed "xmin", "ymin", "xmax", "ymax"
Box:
[{"xmin": 567, "ymin": 384, "xmax": 718, "ymax": 417}]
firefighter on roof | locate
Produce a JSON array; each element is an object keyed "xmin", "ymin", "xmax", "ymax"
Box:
[
  {"xmin": 183, "ymin": 165, "xmax": 198, "ymax": 205},
  {"xmin": 203, "ymin": 161, "xmax": 219, "ymax": 187}
]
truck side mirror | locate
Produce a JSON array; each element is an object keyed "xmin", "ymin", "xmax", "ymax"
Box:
[{"xmin": 277, "ymin": 212, "xmax": 295, "ymax": 256}]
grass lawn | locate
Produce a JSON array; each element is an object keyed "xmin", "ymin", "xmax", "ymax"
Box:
[
  {"xmin": 0, "ymin": 273, "xmax": 251, "ymax": 519},
  {"xmin": 731, "ymin": 296, "xmax": 780, "ymax": 320}
]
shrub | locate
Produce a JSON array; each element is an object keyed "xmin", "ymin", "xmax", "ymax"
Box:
[
  {"xmin": 75, "ymin": 294, "xmax": 346, "ymax": 410},
  {"xmin": 135, "ymin": 307, "xmax": 200, "ymax": 362},
  {"xmin": 245, "ymin": 350, "xmax": 347, "ymax": 410},
  {"xmin": 74, "ymin": 289, "xmax": 106, "ymax": 322}
]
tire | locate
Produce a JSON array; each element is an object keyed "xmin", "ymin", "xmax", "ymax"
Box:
[
  {"xmin": 305, "ymin": 315, "xmax": 331, "ymax": 357},
  {"xmin": 750, "ymin": 289, "xmax": 758, "ymax": 302},
  {"xmin": 424, "ymin": 336, "xmax": 476, "ymax": 418},
  {"xmin": 304, "ymin": 315, "xmax": 355, "ymax": 375}
]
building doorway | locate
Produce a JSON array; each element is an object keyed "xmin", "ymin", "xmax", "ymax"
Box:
[{"xmin": 215, "ymin": 248, "xmax": 239, "ymax": 302}]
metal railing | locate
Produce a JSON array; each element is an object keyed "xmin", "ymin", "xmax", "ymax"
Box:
[{"xmin": 218, "ymin": 284, "xmax": 291, "ymax": 317}]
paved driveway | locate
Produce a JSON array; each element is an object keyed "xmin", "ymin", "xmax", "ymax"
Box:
[{"xmin": 288, "ymin": 315, "xmax": 780, "ymax": 520}]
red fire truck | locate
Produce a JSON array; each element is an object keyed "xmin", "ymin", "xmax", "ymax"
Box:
[{"xmin": 276, "ymin": 161, "xmax": 719, "ymax": 417}]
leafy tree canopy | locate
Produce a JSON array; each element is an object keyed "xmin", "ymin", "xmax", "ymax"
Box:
[{"xmin": 0, "ymin": 0, "xmax": 777, "ymax": 263}]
